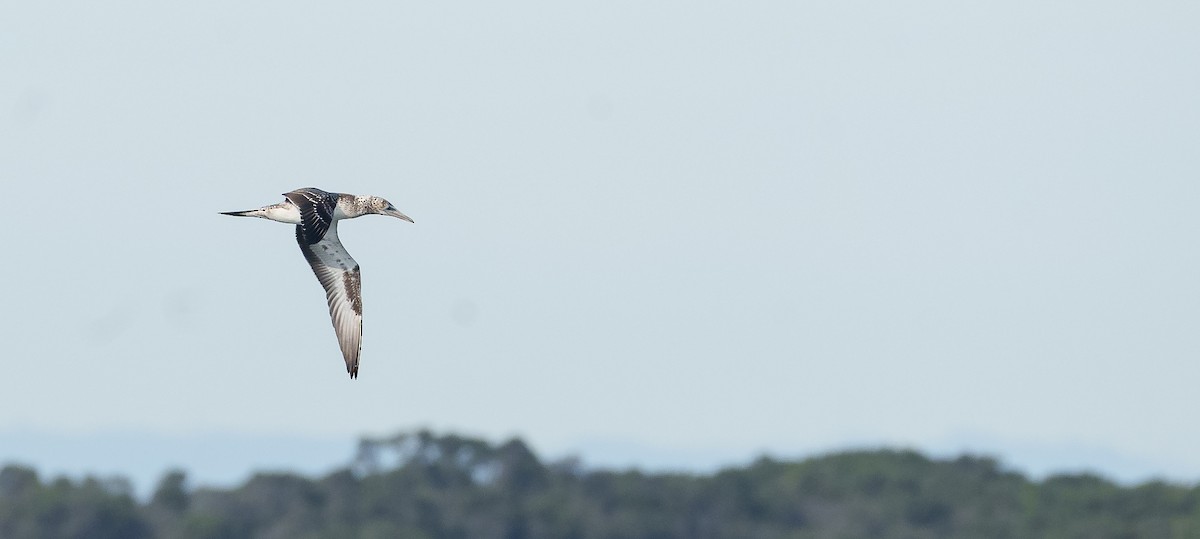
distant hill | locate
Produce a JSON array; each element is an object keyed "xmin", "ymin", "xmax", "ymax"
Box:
[{"xmin": 1, "ymin": 430, "xmax": 1196, "ymax": 539}]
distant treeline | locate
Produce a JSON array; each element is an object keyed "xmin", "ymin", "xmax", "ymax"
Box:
[{"xmin": 0, "ymin": 430, "xmax": 1196, "ymax": 538}]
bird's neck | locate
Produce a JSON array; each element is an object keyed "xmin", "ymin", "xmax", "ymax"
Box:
[{"xmin": 335, "ymin": 195, "xmax": 373, "ymax": 219}]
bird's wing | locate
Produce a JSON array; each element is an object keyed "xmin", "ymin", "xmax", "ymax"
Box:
[
  {"xmin": 296, "ymin": 222, "xmax": 363, "ymax": 378},
  {"xmin": 284, "ymin": 188, "xmax": 338, "ymax": 244}
]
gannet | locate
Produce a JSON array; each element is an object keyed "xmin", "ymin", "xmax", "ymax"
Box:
[{"xmin": 222, "ymin": 187, "xmax": 413, "ymax": 378}]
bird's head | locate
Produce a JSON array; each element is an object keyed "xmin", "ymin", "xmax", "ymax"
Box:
[{"xmin": 368, "ymin": 196, "xmax": 414, "ymax": 223}]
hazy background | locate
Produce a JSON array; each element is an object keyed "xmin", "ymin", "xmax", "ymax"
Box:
[{"xmin": 3, "ymin": 1, "xmax": 1199, "ymax": 495}]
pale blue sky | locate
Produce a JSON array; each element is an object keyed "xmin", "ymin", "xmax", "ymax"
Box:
[{"xmin": 3, "ymin": 1, "xmax": 1200, "ymax": 492}]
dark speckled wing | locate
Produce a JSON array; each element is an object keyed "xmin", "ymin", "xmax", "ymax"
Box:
[
  {"xmin": 296, "ymin": 222, "xmax": 364, "ymax": 378},
  {"xmin": 285, "ymin": 188, "xmax": 338, "ymax": 245}
]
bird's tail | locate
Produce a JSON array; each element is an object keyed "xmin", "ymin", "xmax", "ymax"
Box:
[{"xmin": 220, "ymin": 210, "xmax": 257, "ymax": 217}]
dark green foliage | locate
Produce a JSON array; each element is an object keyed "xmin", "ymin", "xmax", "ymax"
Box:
[
  {"xmin": 150, "ymin": 470, "xmax": 189, "ymax": 513},
  {"xmin": 3, "ymin": 432, "xmax": 1200, "ymax": 538},
  {"xmin": 0, "ymin": 465, "xmax": 149, "ymax": 539}
]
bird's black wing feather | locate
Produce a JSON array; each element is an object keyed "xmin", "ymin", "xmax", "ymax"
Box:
[{"xmin": 284, "ymin": 188, "xmax": 338, "ymax": 244}]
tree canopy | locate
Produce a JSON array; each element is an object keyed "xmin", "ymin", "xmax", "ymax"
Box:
[{"xmin": 2, "ymin": 430, "xmax": 1197, "ymax": 538}]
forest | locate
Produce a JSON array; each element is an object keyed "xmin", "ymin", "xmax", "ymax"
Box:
[{"xmin": 2, "ymin": 430, "xmax": 1199, "ymax": 539}]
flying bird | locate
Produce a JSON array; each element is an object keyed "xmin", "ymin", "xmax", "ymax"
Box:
[{"xmin": 221, "ymin": 188, "xmax": 413, "ymax": 378}]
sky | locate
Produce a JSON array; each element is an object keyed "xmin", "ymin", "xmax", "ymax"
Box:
[{"xmin": 2, "ymin": 1, "xmax": 1200, "ymax": 495}]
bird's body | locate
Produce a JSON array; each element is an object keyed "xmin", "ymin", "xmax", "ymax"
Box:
[{"xmin": 222, "ymin": 188, "xmax": 413, "ymax": 378}]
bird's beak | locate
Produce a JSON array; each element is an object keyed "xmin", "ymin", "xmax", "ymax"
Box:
[{"xmin": 385, "ymin": 208, "xmax": 415, "ymax": 223}]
